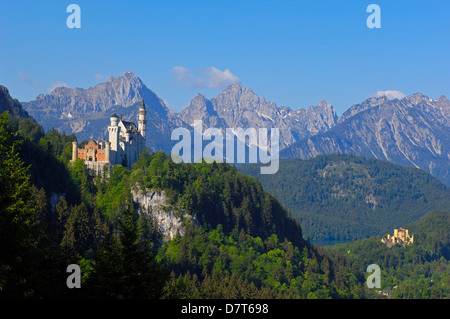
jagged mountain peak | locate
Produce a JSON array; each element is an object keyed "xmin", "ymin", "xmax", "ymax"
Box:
[
  {"xmin": 436, "ymin": 95, "xmax": 449, "ymax": 102},
  {"xmin": 403, "ymin": 92, "xmax": 428, "ymax": 104},
  {"xmin": 191, "ymin": 92, "xmax": 208, "ymax": 102},
  {"xmin": 49, "ymin": 86, "xmax": 71, "ymax": 95},
  {"xmin": 46, "ymin": 71, "xmax": 144, "ymax": 97},
  {"xmin": 317, "ymin": 99, "xmax": 332, "ymax": 107},
  {"xmin": 178, "ymin": 92, "xmax": 223, "ymax": 128},
  {"xmin": 217, "ymin": 83, "xmax": 257, "ymax": 101},
  {"xmin": 177, "ymin": 84, "xmax": 340, "ymax": 148},
  {"xmin": 184, "ymin": 92, "xmax": 214, "ymax": 114},
  {"xmin": 401, "ymin": 92, "xmax": 449, "ymax": 107},
  {"xmin": 34, "ymin": 71, "xmax": 167, "ymax": 113},
  {"xmin": 312, "ymin": 100, "xmax": 336, "ymax": 117},
  {"xmin": 339, "ymin": 94, "xmax": 396, "ymax": 123},
  {"xmin": 339, "ymin": 92, "xmax": 449, "ymax": 124},
  {"xmin": 106, "ymin": 70, "xmax": 144, "ymax": 87},
  {"xmin": 122, "ymin": 70, "xmax": 138, "ymax": 79},
  {"xmin": 222, "ymin": 82, "xmax": 247, "ymax": 92}
]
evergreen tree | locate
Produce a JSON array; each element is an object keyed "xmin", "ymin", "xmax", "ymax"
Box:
[
  {"xmin": 88, "ymin": 200, "xmax": 167, "ymax": 298},
  {"xmin": 0, "ymin": 112, "xmax": 39, "ymax": 297}
]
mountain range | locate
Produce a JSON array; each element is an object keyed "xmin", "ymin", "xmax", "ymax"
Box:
[
  {"xmin": 21, "ymin": 71, "xmax": 450, "ymax": 185},
  {"xmin": 281, "ymin": 93, "xmax": 450, "ymax": 186}
]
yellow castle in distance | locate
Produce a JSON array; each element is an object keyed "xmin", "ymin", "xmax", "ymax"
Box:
[{"xmin": 381, "ymin": 228, "xmax": 414, "ymax": 247}]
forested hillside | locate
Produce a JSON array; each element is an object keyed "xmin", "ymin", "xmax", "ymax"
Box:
[
  {"xmin": 239, "ymin": 156, "xmax": 450, "ymax": 242},
  {"xmin": 331, "ymin": 210, "xmax": 450, "ymax": 299},
  {"xmin": 0, "ymin": 85, "xmax": 30, "ymax": 118}
]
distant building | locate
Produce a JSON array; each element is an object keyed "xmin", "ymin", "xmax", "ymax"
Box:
[
  {"xmin": 71, "ymin": 100, "xmax": 147, "ymax": 174},
  {"xmin": 377, "ymin": 289, "xmax": 392, "ymax": 298},
  {"xmin": 381, "ymin": 228, "xmax": 414, "ymax": 247}
]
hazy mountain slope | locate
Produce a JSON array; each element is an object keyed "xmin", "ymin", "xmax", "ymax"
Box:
[{"xmin": 239, "ymin": 155, "xmax": 450, "ymax": 242}]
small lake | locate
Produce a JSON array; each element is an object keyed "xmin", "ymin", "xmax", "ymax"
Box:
[{"xmin": 309, "ymin": 239, "xmax": 355, "ymax": 247}]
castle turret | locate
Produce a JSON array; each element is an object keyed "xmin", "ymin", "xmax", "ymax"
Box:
[
  {"xmin": 108, "ymin": 113, "xmax": 120, "ymax": 163},
  {"xmin": 138, "ymin": 99, "xmax": 147, "ymax": 139},
  {"xmin": 105, "ymin": 141, "xmax": 110, "ymax": 162},
  {"xmin": 108, "ymin": 113, "xmax": 119, "ymax": 150},
  {"xmin": 110, "ymin": 113, "xmax": 119, "ymax": 127},
  {"xmin": 72, "ymin": 141, "xmax": 78, "ymax": 161}
]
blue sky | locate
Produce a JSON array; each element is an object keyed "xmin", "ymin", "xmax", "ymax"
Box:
[{"xmin": 0, "ymin": 0, "xmax": 449, "ymax": 115}]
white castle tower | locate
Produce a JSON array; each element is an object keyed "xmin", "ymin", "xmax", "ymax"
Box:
[
  {"xmin": 138, "ymin": 99, "xmax": 147, "ymax": 139},
  {"xmin": 72, "ymin": 100, "xmax": 147, "ymax": 174},
  {"xmin": 108, "ymin": 113, "xmax": 120, "ymax": 164}
]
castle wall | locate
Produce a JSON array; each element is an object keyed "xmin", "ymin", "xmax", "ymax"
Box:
[
  {"xmin": 84, "ymin": 161, "xmax": 112, "ymax": 177},
  {"xmin": 97, "ymin": 150, "xmax": 106, "ymax": 162}
]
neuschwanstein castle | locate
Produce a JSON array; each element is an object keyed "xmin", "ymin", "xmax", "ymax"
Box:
[{"xmin": 71, "ymin": 100, "xmax": 147, "ymax": 174}]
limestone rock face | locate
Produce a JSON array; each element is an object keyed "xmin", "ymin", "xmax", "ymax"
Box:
[{"xmin": 131, "ymin": 187, "xmax": 198, "ymax": 241}]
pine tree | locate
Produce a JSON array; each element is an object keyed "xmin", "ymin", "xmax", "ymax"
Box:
[
  {"xmin": 61, "ymin": 203, "xmax": 92, "ymax": 256},
  {"xmin": 88, "ymin": 199, "xmax": 167, "ymax": 298},
  {"xmin": 54, "ymin": 196, "xmax": 70, "ymax": 241}
]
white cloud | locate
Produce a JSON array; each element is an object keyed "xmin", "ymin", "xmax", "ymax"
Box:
[
  {"xmin": 47, "ymin": 81, "xmax": 69, "ymax": 93},
  {"xmin": 94, "ymin": 73, "xmax": 106, "ymax": 80},
  {"xmin": 172, "ymin": 66, "xmax": 190, "ymax": 83},
  {"xmin": 375, "ymin": 90, "xmax": 406, "ymax": 100},
  {"xmin": 18, "ymin": 72, "xmax": 39, "ymax": 86},
  {"xmin": 172, "ymin": 66, "xmax": 240, "ymax": 90}
]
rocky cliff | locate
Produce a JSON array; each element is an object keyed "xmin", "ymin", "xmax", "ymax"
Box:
[{"xmin": 131, "ymin": 187, "xmax": 198, "ymax": 241}]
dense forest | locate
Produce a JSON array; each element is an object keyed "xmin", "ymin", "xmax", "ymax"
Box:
[
  {"xmin": 0, "ymin": 108, "xmax": 367, "ymax": 299},
  {"xmin": 239, "ymin": 156, "xmax": 450, "ymax": 242}
]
